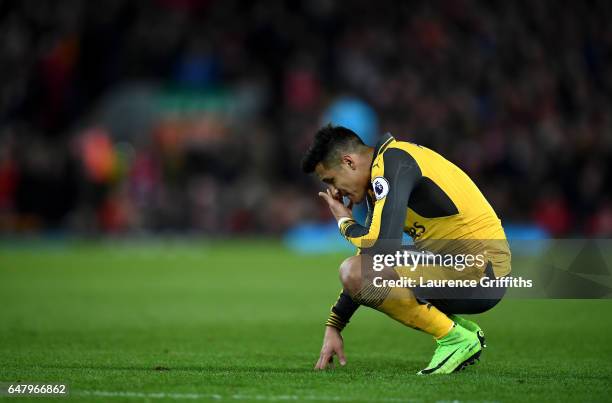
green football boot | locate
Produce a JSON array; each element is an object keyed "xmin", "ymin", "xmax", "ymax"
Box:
[
  {"xmin": 449, "ymin": 314, "xmax": 486, "ymax": 348},
  {"xmin": 417, "ymin": 324, "xmax": 482, "ymax": 375}
]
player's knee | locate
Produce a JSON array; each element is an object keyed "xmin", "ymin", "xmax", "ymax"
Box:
[{"xmin": 339, "ymin": 256, "xmax": 362, "ymax": 296}]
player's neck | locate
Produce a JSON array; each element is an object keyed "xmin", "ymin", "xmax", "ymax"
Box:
[
  {"xmin": 365, "ymin": 147, "xmax": 375, "ymax": 178},
  {"xmin": 361, "ymin": 147, "xmax": 374, "ymax": 183},
  {"xmin": 364, "ymin": 146, "xmax": 374, "ymax": 161}
]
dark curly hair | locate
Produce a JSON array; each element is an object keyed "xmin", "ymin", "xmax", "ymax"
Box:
[{"xmin": 301, "ymin": 124, "xmax": 365, "ymax": 174}]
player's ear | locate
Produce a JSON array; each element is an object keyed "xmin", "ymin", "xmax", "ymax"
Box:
[{"xmin": 342, "ymin": 155, "xmax": 356, "ymax": 170}]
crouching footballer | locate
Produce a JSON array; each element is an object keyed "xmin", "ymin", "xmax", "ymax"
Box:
[{"xmin": 302, "ymin": 125, "xmax": 511, "ymax": 375}]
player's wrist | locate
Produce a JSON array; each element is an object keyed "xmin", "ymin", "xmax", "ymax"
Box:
[
  {"xmin": 325, "ymin": 311, "xmax": 347, "ymax": 331},
  {"xmin": 337, "ymin": 216, "xmax": 357, "ymax": 238},
  {"xmin": 325, "ymin": 324, "xmax": 342, "ymax": 334},
  {"xmin": 337, "ymin": 216, "xmax": 352, "ymax": 229}
]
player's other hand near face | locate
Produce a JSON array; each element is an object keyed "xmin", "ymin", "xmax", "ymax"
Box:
[
  {"xmin": 314, "ymin": 326, "xmax": 346, "ymax": 370},
  {"xmin": 318, "ymin": 188, "xmax": 353, "ymax": 222}
]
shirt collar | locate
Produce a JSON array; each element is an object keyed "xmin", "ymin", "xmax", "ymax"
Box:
[{"xmin": 373, "ymin": 132, "xmax": 395, "ymax": 158}]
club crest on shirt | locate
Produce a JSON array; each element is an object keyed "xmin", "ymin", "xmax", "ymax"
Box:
[{"xmin": 372, "ymin": 177, "xmax": 389, "ymax": 200}]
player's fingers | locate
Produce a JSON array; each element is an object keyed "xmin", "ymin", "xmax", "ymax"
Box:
[
  {"xmin": 315, "ymin": 352, "xmax": 329, "ymax": 370},
  {"xmin": 331, "ymin": 188, "xmax": 342, "ymax": 201},
  {"xmin": 328, "ymin": 189, "xmax": 342, "ymax": 202},
  {"xmin": 327, "ymin": 356, "xmax": 335, "ymax": 369},
  {"xmin": 336, "ymin": 348, "xmax": 347, "ymax": 366},
  {"xmin": 316, "ymin": 356, "xmax": 329, "ymax": 370},
  {"xmin": 318, "ymin": 192, "xmax": 332, "ymax": 205}
]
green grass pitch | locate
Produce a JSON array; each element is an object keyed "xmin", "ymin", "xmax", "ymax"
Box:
[{"xmin": 1, "ymin": 240, "xmax": 611, "ymax": 402}]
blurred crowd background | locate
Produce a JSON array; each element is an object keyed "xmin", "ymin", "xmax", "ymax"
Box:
[{"xmin": 0, "ymin": 0, "xmax": 611, "ymax": 237}]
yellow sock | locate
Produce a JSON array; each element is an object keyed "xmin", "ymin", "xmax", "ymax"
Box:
[{"xmin": 355, "ymin": 282, "xmax": 453, "ymax": 339}]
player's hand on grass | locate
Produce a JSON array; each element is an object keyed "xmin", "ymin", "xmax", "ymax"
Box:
[
  {"xmin": 318, "ymin": 188, "xmax": 353, "ymax": 222},
  {"xmin": 314, "ymin": 326, "xmax": 346, "ymax": 370}
]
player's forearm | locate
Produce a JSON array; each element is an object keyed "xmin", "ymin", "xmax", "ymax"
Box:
[
  {"xmin": 325, "ymin": 290, "xmax": 360, "ymax": 331},
  {"xmin": 339, "ymin": 218, "xmax": 368, "ymax": 238},
  {"xmin": 338, "ymin": 217, "xmax": 380, "ymax": 250}
]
